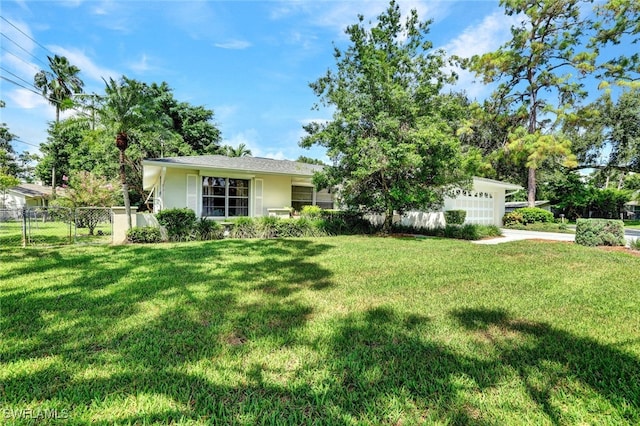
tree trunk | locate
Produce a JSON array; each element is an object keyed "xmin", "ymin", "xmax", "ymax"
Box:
[
  {"xmin": 51, "ymin": 165, "xmax": 56, "ymax": 197},
  {"xmin": 119, "ymin": 146, "xmax": 132, "ymax": 230},
  {"xmin": 527, "ymin": 166, "xmax": 536, "ymax": 207},
  {"xmin": 382, "ymin": 206, "xmax": 394, "ymax": 234}
]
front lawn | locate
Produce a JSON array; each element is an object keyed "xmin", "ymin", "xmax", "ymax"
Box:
[
  {"xmin": 625, "ymin": 219, "xmax": 640, "ymax": 229},
  {"xmin": 2, "ymin": 237, "xmax": 639, "ymax": 424}
]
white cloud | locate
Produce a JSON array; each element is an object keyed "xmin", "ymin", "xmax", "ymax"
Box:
[
  {"xmin": 129, "ymin": 54, "xmax": 152, "ymax": 73},
  {"xmin": 214, "ymin": 40, "xmax": 252, "ymax": 50},
  {"xmin": 1, "ymin": 51, "xmax": 40, "ymax": 80},
  {"xmin": 223, "ymin": 129, "xmax": 292, "ymax": 160},
  {"xmin": 263, "ymin": 151, "xmax": 287, "ymax": 160},
  {"xmin": 271, "ymin": 0, "xmax": 452, "ymax": 37},
  {"xmin": 7, "ymin": 88, "xmax": 48, "ymax": 110},
  {"xmin": 441, "ymin": 10, "xmax": 519, "ymax": 98},
  {"xmin": 48, "ymin": 45, "xmax": 120, "ymax": 84},
  {"xmin": 214, "ymin": 104, "xmax": 238, "ymax": 123},
  {"xmin": 443, "ymin": 10, "xmax": 517, "ymax": 60}
]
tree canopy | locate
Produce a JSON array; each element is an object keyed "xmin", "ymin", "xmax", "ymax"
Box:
[{"xmin": 301, "ymin": 0, "xmax": 471, "ymax": 231}]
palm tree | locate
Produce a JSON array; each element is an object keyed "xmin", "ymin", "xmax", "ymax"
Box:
[
  {"xmin": 34, "ymin": 55, "xmax": 84, "ymax": 123},
  {"xmin": 222, "ymin": 143, "xmax": 252, "ymax": 157},
  {"xmin": 99, "ymin": 77, "xmax": 151, "ymax": 230},
  {"xmin": 34, "ymin": 55, "xmax": 84, "ymax": 195}
]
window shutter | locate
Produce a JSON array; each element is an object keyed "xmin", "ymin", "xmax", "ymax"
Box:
[
  {"xmin": 186, "ymin": 174, "xmax": 198, "ymax": 214},
  {"xmin": 254, "ymin": 178, "xmax": 263, "ymax": 217}
]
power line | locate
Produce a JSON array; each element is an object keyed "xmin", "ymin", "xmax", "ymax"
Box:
[
  {"xmin": 0, "ymin": 16, "xmax": 55, "ymax": 57},
  {"xmin": 0, "ymin": 31, "xmax": 48, "ymax": 68},
  {"xmin": 0, "ymin": 45, "xmax": 40, "ymax": 72},
  {"xmin": 0, "ymin": 75, "xmax": 42, "ymax": 97},
  {"xmin": 0, "ymin": 66, "xmax": 39, "ymax": 92},
  {"xmin": 12, "ymin": 138, "xmax": 42, "ymax": 149}
]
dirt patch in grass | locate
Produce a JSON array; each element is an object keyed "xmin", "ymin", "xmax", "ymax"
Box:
[{"xmin": 597, "ymin": 246, "xmax": 640, "ymax": 258}]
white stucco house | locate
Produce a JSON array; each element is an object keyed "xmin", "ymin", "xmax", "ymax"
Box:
[
  {"xmin": 142, "ymin": 155, "xmax": 521, "ymax": 226},
  {"xmin": 1, "ymin": 183, "xmax": 55, "ymax": 210}
]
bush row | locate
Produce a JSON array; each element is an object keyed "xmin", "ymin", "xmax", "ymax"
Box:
[
  {"xmin": 128, "ymin": 208, "xmax": 376, "ymax": 243},
  {"xmin": 128, "ymin": 208, "xmax": 501, "ymax": 243},
  {"xmin": 503, "ymin": 207, "xmax": 554, "ymax": 227},
  {"xmin": 392, "ymin": 223, "xmax": 502, "ymax": 241}
]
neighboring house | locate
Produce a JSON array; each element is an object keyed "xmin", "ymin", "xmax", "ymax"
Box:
[
  {"xmin": 504, "ymin": 200, "xmax": 551, "ymax": 213},
  {"xmin": 625, "ymin": 200, "xmax": 639, "ymax": 219},
  {"xmin": 1, "ymin": 183, "xmax": 55, "ymax": 210},
  {"xmin": 142, "ymin": 155, "xmax": 521, "ymax": 226}
]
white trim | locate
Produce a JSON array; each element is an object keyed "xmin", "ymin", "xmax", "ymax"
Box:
[
  {"xmin": 186, "ymin": 174, "xmax": 198, "ymax": 214},
  {"xmin": 254, "ymin": 178, "xmax": 263, "ymax": 217}
]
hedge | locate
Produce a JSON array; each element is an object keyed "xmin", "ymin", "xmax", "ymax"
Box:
[
  {"xmin": 575, "ymin": 219, "xmax": 625, "ymax": 247},
  {"xmin": 444, "ymin": 210, "xmax": 466, "ymax": 225}
]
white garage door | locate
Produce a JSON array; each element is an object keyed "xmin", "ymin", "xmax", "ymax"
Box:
[{"xmin": 445, "ymin": 189, "xmax": 495, "ymax": 225}]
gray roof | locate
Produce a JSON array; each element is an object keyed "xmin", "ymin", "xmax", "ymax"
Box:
[
  {"xmin": 143, "ymin": 155, "xmax": 324, "ymax": 176},
  {"xmin": 505, "ymin": 200, "xmax": 550, "ymax": 208},
  {"xmin": 9, "ymin": 183, "xmax": 56, "ymax": 198}
]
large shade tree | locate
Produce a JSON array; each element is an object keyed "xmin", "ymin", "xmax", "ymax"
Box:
[
  {"xmin": 468, "ymin": 0, "xmax": 589, "ymax": 207},
  {"xmin": 301, "ymin": 0, "xmax": 471, "ymax": 232}
]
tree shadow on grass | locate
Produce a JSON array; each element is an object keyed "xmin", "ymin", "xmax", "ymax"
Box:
[
  {"xmin": 4, "ymin": 241, "xmax": 639, "ymax": 424},
  {"xmin": 451, "ymin": 308, "xmax": 640, "ymax": 424},
  {"xmin": 1, "ymin": 238, "xmax": 335, "ymax": 423}
]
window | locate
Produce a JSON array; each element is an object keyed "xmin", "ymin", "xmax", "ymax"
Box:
[
  {"xmin": 315, "ymin": 188, "xmax": 334, "ymax": 210},
  {"xmin": 202, "ymin": 177, "xmax": 249, "ymax": 217},
  {"xmin": 291, "ymin": 186, "xmax": 313, "ymax": 212},
  {"xmin": 291, "ymin": 186, "xmax": 334, "ymax": 212}
]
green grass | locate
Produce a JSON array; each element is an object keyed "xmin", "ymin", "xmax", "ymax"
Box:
[
  {"xmin": 504, "ymin": 222, "xmax": 573, "ymax": 233},
  {"xmin": 624, "ymin": 219, "xmax": 640, "ymax": 229},
  {"xmin": 2, "ymin": 236, "xmax": 639, "ymax": 424},
  {"xmin": 0, "ymin": 220, "xmax": 111, "ymax": 247}
]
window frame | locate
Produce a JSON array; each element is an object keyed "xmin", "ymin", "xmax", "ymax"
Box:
[{"xmin": 201, "ymin": 176, "xmax": 250, "ymax": 218}]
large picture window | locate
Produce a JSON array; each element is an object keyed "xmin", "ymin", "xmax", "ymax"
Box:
[{"xmin": 202, "ymin": 177, "xmax": 249, "ymax": 217}]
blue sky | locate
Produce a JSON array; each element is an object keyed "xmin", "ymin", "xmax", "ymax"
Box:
[{"xmin": 0, "ymin": 0, "xmax": 537, "ymax": 162}]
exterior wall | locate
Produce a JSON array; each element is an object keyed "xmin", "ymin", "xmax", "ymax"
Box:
[
  {"xmin": 162, "ymin": 168, "xmax": 191, "ymax": 211},
  {"xmin": 1, "ymin": 193, "xmax": 45, "ymax": 209},
  {"xmin": 159, "ymin": 168, "xmax": 304, "ymax": 218},
  {"xmin": 366, "ymin": 182, "xmax": 511, "ymax": 228},
  {"xmin": 1, "ymin": 192, "xmax": 25, "ymax": 209},
  {"xmin": 258, "ymin": 174, "xmax": 293, "ymax": 216}
]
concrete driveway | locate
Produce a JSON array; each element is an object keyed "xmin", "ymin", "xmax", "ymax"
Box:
[
  {"xmin": 473, "ymin": 229, "xmax": 575, "ymax": 245},
  {"xmin": 474, "ymin": 228, "xmax": 639, "ymax": 246}
]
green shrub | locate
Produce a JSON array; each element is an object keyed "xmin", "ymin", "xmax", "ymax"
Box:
[
  {"xmin": 629, "ymin": 238, "xmax": 640, "ymax": 251},
  {"xmin": 575, "ymin": 219, "xmax": 625, "ymax": 247},
  {"xmin": 503, "ymin": 207, "xmax": 553, "ymax": 226},
  {"xmin": 156, "ymin": 208, "xmax": 197, "ymax": 241},
  {"xmin": 518, "ymin": 207, "xmax": 554, "ymax": 224},
  {"xmin": 300, "ymin": 205, "xmax": 323, "ymax": 219},
  {"xmin": 230, "ymin": 217, "xmax": 257, "ymax": 239},
  {"xmin": 194, "ymin": 218, "xmax": 223, "ymax": 241},
  {"xmin": 320, "ymin": 210, "xmax": 376, "ymax": 235},
  {"xmin": 256, "ymin": 216, "xmax": 280, "ymax": 238},
  {"xmin": 503, "ymin": 211, "xmax": 524, "ymax": 226},
  {"xmin": 444, "ymin": 210, "xmax": 466, "ymax": 225},
  {"xmin": 127, "ymin": 226, "xmax": 162, "ymax": 244},
  {"xmin": 390, "ymin": 223, "xmax": 500, "ymax": 241}
]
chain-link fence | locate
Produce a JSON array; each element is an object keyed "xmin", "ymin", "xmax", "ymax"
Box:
[
  {"xmin": 74, "ymin": 207, "xmax": 113, "ymax": 245},
  {"xmin": 0, "ymin": 207, "xmax": 113, "ymax": 248}
]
